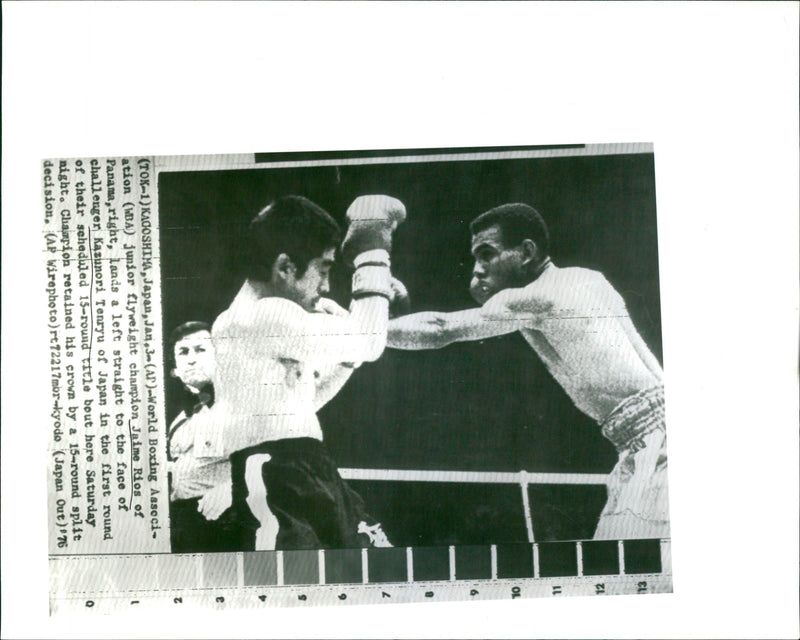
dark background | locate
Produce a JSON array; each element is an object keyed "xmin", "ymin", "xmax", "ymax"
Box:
[{"xmin": 158, "ymin": 150, "xmax": 661, "ymax": 544}]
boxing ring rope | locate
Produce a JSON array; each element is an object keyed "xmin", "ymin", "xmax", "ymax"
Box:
[{"xmin": 339, "ymin": 468, "xmax": 609, "ymax": 543}]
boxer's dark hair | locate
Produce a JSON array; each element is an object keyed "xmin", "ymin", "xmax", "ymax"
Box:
[
  {"xmin": 470, "ymin": 203, "xmax": 550, "ymax": 256},
  {"xmin": 245, "ymin": 196, "xmax": 341, "ymax": 282}
]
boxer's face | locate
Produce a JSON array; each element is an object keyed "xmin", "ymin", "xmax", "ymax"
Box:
[
  {"xmin": 285, "ymin": 247, "xmax": 336, "ymax": 312},
  {"xmin": 469, "ymin": 225, "xmax": 526, "ymax": 305},
  {"xmin": 172, "ymin": 330, "xmax": 215, "ymax": 389}
]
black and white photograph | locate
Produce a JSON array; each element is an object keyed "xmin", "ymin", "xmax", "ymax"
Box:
[
  {"xmin": 39, "ymin": 145, "xmax": 672, "ymax": 610},
  {"xmin": 158, "ymin": 146, "xmax": 668, "ymax": 560},
  {"xmin": 2, "ymin": 1, "xmax": 798, "ymax": 638}
]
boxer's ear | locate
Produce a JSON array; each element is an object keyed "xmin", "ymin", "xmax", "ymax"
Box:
[
  {"xmin": 273, "ymin": 253, "xmax": 297, "ymax": 282},
  {"xmin": 520, "ymin": 239, "xmax": 540, "ymax": 266}
]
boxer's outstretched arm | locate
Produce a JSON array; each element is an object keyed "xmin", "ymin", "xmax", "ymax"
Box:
[
  {"xmin": 387, "ymin": 287, "xmax": 547, "ymax": 350},
  {"xmin": 387, "ymin": 308, "xmax": 522, "ymax": 349}
]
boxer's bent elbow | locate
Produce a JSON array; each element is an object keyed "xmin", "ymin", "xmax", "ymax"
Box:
[{"xmin": 354, "ymin": 329, "xmax": 388, "ymax": 362}]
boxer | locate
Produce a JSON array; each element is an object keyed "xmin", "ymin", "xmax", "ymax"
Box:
[
  {"xmin": 192, "ymin": 195, "xmax": 405, "ymax": 549},
  {"xmin": 388, "ymin": 203, "xmax": 669, "ymax": 540}
]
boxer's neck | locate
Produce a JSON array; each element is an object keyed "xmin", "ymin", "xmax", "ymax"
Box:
[
  {"xmin": 528, "ymin": 257, "xmax": 552, "ymax": 283},
  {"xmin": 246, "ymin": 278, "xmax": 278, "ymax": 300}
]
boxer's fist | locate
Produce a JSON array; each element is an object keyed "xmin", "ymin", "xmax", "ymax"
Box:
[
  {"xmin": 346, "ymin": 195, "xmax": 406, "ymax": 228},
  {"xmin": 388, "ymin": 276, "xmax": 411, "ymax": 318},
  {"xmin": 341, "ymin": 195, "xmax": 406, "ymax": 264}
]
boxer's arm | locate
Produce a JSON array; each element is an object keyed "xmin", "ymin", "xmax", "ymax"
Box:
[
  {"xmin": 310, "ymin": 298, "xmax": 362, "ymax": 408},
  {"xmin": 310, "ymin": 292, "xmax": 390, "ymax": 363},
  {"xmin": 313, "ymin": 362, "xmax": 357, "ymax": 410},
  {"xmin": 388, "ymin": 286, "xmax": 549, "ymax": 350},
  {"xmin": 387, "ymin": 308, "xmax": 520, "ymax": 349},
  {"xmin": 170, "ymin": 454, "xmax": 209, "ymax": 500},
  {"xmin": 254, "ymin": 295, "xmax": 389, "ymax": 363},
  {"xmin": 314, "ymin": 297, "xmax": 381, "ymax": 370},
  {"xmin": 245, "ymin": 195, "xmax": 405, "ymax": 364}
]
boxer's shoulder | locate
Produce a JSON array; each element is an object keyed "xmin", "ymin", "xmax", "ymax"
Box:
[{"xmin": 218, "ymin": 293, "xmax": 307, "ymax": 335}]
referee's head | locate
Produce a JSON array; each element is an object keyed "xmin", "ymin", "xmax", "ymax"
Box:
[{"xmin": 169, "ymin": 321, "xmax": 214, "ymax": 390}]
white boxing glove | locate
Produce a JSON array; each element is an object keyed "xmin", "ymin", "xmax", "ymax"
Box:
[{"xmin": 341, "ymin": 195, "xmax": 406, "ymax": 265}]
